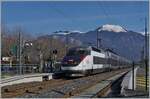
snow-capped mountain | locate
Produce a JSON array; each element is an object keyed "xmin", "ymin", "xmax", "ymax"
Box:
[
  {"xmin": 98, "ymin": 24, "xmax": 127, "ymax": 33},
  {"xmin": 38, "ymin": 24, "xmax": 144, "ymax": 61}
]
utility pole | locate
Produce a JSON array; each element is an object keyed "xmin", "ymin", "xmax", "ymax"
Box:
[
  {"xmin": 97, "ymin": 31, "xmax": 99, "ymax": 48},
  {"xmin": 18, "ymin": 31, "xmax": 22, "ymax": 75},
  {"xmin": 144, "ymin": 17, "xmax": 148, "ymax": 91},
  {"xmin": 49, "ymin": 36, "xmax": 53, "ymax": 72},
  {"xmin": 50, "ymin": 36, "xmax": 52, "ymax": 58},
  {"xmin": 66, "ymin": 31, "xmax": 69, "ymax": 53},
  {"xmin": 39, "ymin": 50, "xmax": 43, "ymax": 73},
  {"xmin": 141, "ymin": 46, "xmax": 144, "ymax": 62},
  {"xmin": 97, "ymin": 31, "xmax": 101, "ymax": 49},
  {"xmin": 98, "ymin": 38, "xmax": 101, "ymax": 48},
  {"xmin": 132, "ymin": 61, "xmax": 135, "ymax": 90}
]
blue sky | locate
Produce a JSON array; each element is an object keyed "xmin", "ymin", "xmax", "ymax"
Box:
[{"xmin": 2, "ymin": 1, "xmax": 149, "ymax": 36}]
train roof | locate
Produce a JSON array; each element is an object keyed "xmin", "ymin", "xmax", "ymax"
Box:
[
  {"xmin": 68, "ymin": 46, "xmax": 89, "ymax": 50},
  {"xmin": 68, "ymin": 46, "xmax": 103, "ymax": 51},
  {"xmin": 105, "ymin": 48, "xmax": 118, "ymax": 55},
  {"xmin": 69, "ymin": 46, "xmax": 118, "ymax": 54}
]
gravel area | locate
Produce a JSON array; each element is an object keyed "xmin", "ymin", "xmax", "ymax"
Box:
[
  {"xmin": 17, "ymin": 78, "xmax": 93, "ymax": 98},
  {"xmin": 17, "ymin": 69, "xmax": 129, "ymax": 98}
]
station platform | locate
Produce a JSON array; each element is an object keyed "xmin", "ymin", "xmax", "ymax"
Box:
[{"xmin": 0, "ymin": 73, "xmax": 53, "ymax": 87}]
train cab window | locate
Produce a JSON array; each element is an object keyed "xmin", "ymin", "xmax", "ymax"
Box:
[
  {"xmin": 92, "ymin": 47, "xmax": 101, "ymax": 53},
  {"xmin": 66, "ymin": 50, "xmax": 77, "ymax": 56},
  {"xmin": 78, "ymin": 50, "xmax": 90, "ymax": 55},
  {"xmin": 66, "ymin": 49, "xmax": 89, "ymax": 56},
  {"xmin": 78, "ymin": 50, "xmax": 85, "ymax": 55}
]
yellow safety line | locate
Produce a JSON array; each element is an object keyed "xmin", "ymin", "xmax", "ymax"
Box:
[
  {"xmin": 136, "ymin": 78, "xmax": 149, "ymax": 80},
  {"xmin": 136, "ymin": 84, "xmax": 149, "ymax": 86},
  {"xmin": 136, "ymin": 79, "xmax": 149, "ymax": 81},
  {"xmin": 136, "ymin": 80, "xmax": 149, "ymax": 83},
  {"xmin": 136, "ymin": 84, "xmax": 149, "ymax": 87},
  {"xmin": 136, "ymin": 83, "xmax": 149, "ymax": 85},
  {"xmin": 136, "ymin": 77, "xmax": 149, "ymax": 86},
  {"xmin": 136, "ymin": 82, "xmax": 148, "ymax": 84},
  {"xmin": 136, "ymin": 80, "xmax": 149, "ymax": 82},
  {"xmin": 137, "ymin": 77, "xmax": 149, "ymax": 79}
]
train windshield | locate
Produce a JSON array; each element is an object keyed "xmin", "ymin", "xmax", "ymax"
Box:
[
  {"xmin": 62, "ymin": 48, "xmax": 90, "ymax": 66},
  {"xmin": 66, "ymin": 49, "xmax": 88, "ymax": 56}
]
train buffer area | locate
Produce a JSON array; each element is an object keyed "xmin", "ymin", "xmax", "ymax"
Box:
[
  {"xmin": 0, "ymin": 73, "xmax": 53, "ymax": 87},
  {"xmin": 72, "ymin": 71, "xmax": 127, "ymax": 98}
]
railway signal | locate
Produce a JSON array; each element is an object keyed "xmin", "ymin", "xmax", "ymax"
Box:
[
  {"xmin": 52, "ymin": 49, "xmax": 58, "ymax": 72},
  {"xmin": 53, "ymin": 49, "xmax": 58, "ymax": 54}
]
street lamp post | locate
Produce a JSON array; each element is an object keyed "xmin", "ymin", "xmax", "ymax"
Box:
[{"xmin": 144, "ymin": 17, "xmax": 148, "ymax": 91}]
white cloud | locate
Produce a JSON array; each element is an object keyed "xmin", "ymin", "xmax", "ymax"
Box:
[
  {"xmin": 55, "ymin": 32, "xmax": 69, "ymax": 35},
  {"xmin": 71, "ymin": 30, "xmax": 85, "ymax": 33}
]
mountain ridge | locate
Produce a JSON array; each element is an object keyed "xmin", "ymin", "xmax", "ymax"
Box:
[{"xmin": 38, "ymin": 24, "xmax": 144, "ymax": 61}]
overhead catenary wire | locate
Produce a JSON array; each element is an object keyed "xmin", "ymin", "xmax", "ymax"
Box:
[
  {"xmin": 96, "ymin": 1, "xmax": 114, "ymax": 24},
  {"xmin": 51, "ymin": 4, "xmax": 96, "ymax": 33},
  {"xmin": 52, "ymin": 7, "xmax": 75, "ymax": 25},
  {"xmin": 51, "ymin": 5, "xmax": 95, "ymax": 48},
  {"xmin": 101, "ymin": 4, "xmax": 123, "ymax": 30}
]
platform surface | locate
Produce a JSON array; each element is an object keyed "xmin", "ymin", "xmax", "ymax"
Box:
[{"xmin": 0, "ymin": 73, "xmax": 53, "ymax": 87}]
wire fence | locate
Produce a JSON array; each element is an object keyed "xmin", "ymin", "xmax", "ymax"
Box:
[
  {"xmin": 1, "ymin": 63, "xmax": 61, "ymax": 79},
  {"xmin": 1, "ymin": 64, "xmax": 39, "ymax": 78}
]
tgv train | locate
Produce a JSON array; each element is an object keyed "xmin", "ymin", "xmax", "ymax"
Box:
[{"xmin": 61, "ymin": 46, "xmax": 131, "ymax": 76}]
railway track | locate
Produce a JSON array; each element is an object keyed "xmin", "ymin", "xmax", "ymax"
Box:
[
  {"xmin": 1, "ymin": 79, "xmax": 70, "ymax": 98},
  {"xmin": 1, "ymin": 68, "xmax": 130, "ymax": 98}
]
